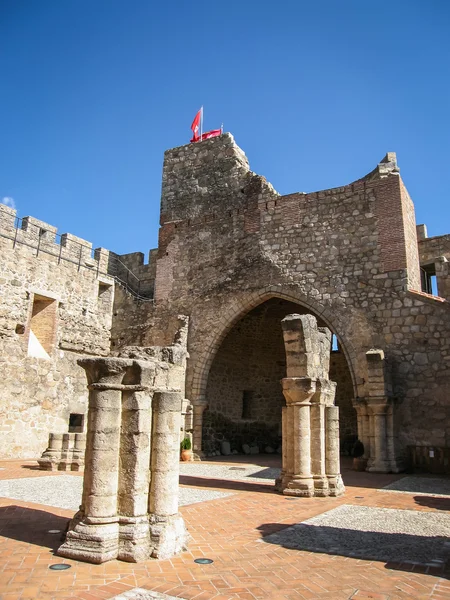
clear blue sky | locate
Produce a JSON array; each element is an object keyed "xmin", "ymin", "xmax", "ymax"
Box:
[{"xmin": 1, "ymin": 1, "xmax": 449, "ymax": 255}]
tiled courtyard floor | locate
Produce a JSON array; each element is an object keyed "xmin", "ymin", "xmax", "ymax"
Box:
[{"xmin": 0, "ymin": 457, "xmax": 449, "ymax": 600}]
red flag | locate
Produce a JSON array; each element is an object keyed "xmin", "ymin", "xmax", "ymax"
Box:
[
  {"xmin": 200, "ymin": 129, "xmax": 222, "ymax": 140},
  {"xmin": 190, "ymin": 108, "xmax": 202, "ymax": 142}
]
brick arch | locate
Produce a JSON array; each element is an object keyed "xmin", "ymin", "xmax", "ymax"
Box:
[{"xmin": 189, "ymin": 285, "xmax": 360, "ymax": 407}]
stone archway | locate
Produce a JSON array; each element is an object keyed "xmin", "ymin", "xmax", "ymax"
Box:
[{"xmin": 188, "ymin": 288, "xmax": 359, "ymax": 463}]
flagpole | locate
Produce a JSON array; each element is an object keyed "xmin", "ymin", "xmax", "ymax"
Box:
[{"xmin": 200, "ymin": 106, "xmax": 203, "ymax": 141}]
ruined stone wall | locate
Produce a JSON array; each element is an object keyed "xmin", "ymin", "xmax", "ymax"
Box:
[
  {"xmin": 0, "ymin": 204, "xmax": 115, "ymax": 458},
  {"xmin": 132, "ymin": 134, "xmax": 450, "ymax": 459},
  {"xmin": 419, "ymin": 234, "xmax": 450, "ymax": 264}
]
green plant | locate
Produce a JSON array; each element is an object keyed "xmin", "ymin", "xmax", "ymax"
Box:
[
  {"xmin": 352, "ymin": 440, "xmax": 365, "ymax": 458},
  {"xmin": 180, "ymin": 437, "xmax": 192, "ymax": 451}
]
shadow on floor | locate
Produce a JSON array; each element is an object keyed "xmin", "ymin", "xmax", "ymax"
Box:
[
  {"xmin": 179, "ymin": 475, "xmax": 275, "ymax": 494},
  {"xmin": 257, "ymin": 521, "xmax": 450, "ymax": 579},
  {"xmin": 195, "ymin": 455, "xmax": 404, "ymax": 490},
  {"xmin": 414, "ymin": 495, "xmax": 450, "ymax": 511},
  {"xmin": 0, "ymin": 505, "xmax": 70, "ymax": 549}
]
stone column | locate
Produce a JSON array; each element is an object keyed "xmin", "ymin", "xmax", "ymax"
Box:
[
  {"xmin": 37, "ymin": 433, "xmax": 63, "ymax": 470},
  {"xmin": 117, "ymin": 362, "xmax": 154, "ymax": 562},
  {"xmin": 352, "ymin": 398, "xmax": 370, "ymax": 460},
  {"xmin": 364, "ymin": 349, "xmax": 400, "ymax": 473},
  {"xmin": 149, "ymin": 391, "xmax": 190, "ymax": 559},
  {"xmin": 325, "ymin": 405, "xmax": 345, "ymax": 495},
  {"xmin": 367, "ymin": 400, "xmax": 390, "ymax": 472},
  {"xmin": 277, "ymin": 314, "xmax": 344, "ymax": 498},
  {"xmin": 58, "ymin": 357, "xmax": 132, "ymax": 564},
  {"xmin": 276, "ymin": 378, "xmax": 316, "ymax": 496},
  {"xmin": 72, "ymin": 433, "xmax": 86, "ymax": 471},
  {"xmin": 192, "ymin": 399, "xmax": 207, "ymax": 459}
]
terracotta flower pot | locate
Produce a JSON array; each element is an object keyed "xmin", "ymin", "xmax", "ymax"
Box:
[
  {"xmin": 180, "ymin": 449, "xmax": 192, "ymax": 462},
  {"xmin": 353, "ymin": 457, "xmax": 368, "ymax": 471}
]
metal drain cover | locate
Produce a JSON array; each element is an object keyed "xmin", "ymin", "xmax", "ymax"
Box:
[{"xmin": 194, "ymin": 558, "xmax": 214, "ymax": 564}]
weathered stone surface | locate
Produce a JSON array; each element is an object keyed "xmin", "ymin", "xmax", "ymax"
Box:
[
  {"xmin": 276, "ymin": 314, "xmax": 344, "ymax": 497},
  {"xmin": 38, "ymin": 432, "xmax": 86, "ymax": 471},
  {"xmin": 2, "ymin": 133, "xmax": 450, "ymax": 480},
  {"xmin": 58, "ymin": 332, "xmax": 189, "ymax": 564}
]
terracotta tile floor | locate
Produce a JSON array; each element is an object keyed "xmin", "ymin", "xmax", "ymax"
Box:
[{"xmin": 0, "ymin": 458, "xmax": 449, "ymax": 600}]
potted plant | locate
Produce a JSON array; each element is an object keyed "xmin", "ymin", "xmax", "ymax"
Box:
[
  {"xmin": 180, "ymin": 437, "xmax": 192, "ymax": 462},
  {"xmin": 352, "ymin": 440, "xmax": 367, "ymax": 471}
]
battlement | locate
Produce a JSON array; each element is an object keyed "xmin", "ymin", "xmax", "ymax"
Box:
[{"xmin": 0, "ymin": 203, "xmax": 155, "ymax": 300}]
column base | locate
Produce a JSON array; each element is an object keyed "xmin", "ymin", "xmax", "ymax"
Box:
[
  {"xmin": 327, "ymin": 474, "xmax": 345, "ymax": 497},
  {"xmin": 277, "ymin": 474, "xmax": 345, "ymax": 497},
  {"xmin": 118, "ymin": 516, "xmax": 152, "ymax": 563},
  {"xmin": 281, "ymin": 476, "xmax": 315, "ymax": 497},
  {"xmin": 367, "ymin": 459, "xmax": 392, "ymax": 473},
  {"xmin": 58, "ymin": 512, "xmax": 191, "ymax": 563},
  {"xmin": 149, "ymin": 513, "xmax": 191, "ymax": 560},
  {"xmin": 313, "ymin": 476, "xmax": 330, "ymax": 497},
  {"xmin": 57, "ymin": 512, "xmax": 120, "ymax": 564}
]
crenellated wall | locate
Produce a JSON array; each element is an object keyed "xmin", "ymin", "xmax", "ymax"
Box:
[{"xmin": 0, "ymin": 204, "xmax": 115, "ymax": 458}]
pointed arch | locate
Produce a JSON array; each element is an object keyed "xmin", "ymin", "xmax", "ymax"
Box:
[{"xmin": 188, "ymin": 285, "xmax": 359, "ymax": 406}]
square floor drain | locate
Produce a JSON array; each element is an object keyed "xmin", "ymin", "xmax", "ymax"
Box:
[{"xmin": 260, "ymin": 505, "xmax": 450, "ymax": 565}]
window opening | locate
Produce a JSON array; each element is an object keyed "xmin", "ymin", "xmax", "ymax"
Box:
[
  {"xmin": 242, "ymin": 390, "xmax": 254, "ymax": 420},
  {"xmin": 331, "ymin": 334, "xmax": 339, "ymax": 352},
  {"xmin": 68, "ymin": 413, "xmax": 84, "ymax": 433},
  {"xmin": 27, "ymin": 294, "xmax": 57, "ymax": 358}
]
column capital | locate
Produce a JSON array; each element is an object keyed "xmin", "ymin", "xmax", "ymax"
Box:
[
  {"xmin": 281, "ymin": 377, "xmax": 316, "ymax": 405},
  {"xmin": 366, "ymin": 397, "xmax": 390, "ymax": 416},
  {"xmin": 311, "ymin": 379, "xmax": 337, "ymax": 406},
  {"xmin": 78, "ymin": 357, "xmax": 133, "ymax": 386}
]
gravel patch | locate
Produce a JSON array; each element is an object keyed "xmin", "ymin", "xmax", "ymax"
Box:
[
  {"xmin": 382, "ymin": 476, "xmax": 450, "ymax": 497},
  {"xmin": 179, "ymin": 462, "xmax": 280, "ymax": 482},
  {"xmin": 110, "ymin": 589, "xmax": 187, "ymax": 600},
  {"xmin": 0, "ymin": 476, "xmax": 233, "ymax": 511},
  {"xmin": 260, "ymin": 504, "xmax": 450, "ymax": 565}
]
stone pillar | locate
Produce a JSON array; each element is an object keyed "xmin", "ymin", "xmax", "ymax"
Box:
[
  {"xmin": 72, "ymin": 433, "xmax": 86, "ymax": 471},
  {"xmin": 276, "ymin": 314, "xmax": 344, "ymax": 497},
  {"xmin": 278, "ymin": 378, "xmax": 315, "ymax": 496},
  {"xmin": 192, "ymin": 399, "xmax": 207, "ymax": 459},
  {"xmin": 352, "ymin": 398, "xmax": 370, "ymax": 460},
  {"xmin": 117, "ymin": 365, "xmax": 154, "ymax": 562},
  {"xmin": 364, "ymin": 349, "xmax": 401, "ymax": 473},
  {"xmin": 149, "ymin": 391, "xmax": 190, "ymax": 558},
  {"xmin": 58, "ymin": 335, "xmax": 190, "ymax": 564},
  {"xmin": 325, "ymin": 405, "xmax": 344, "ymax": 494},
  {"xmin": 59, "ymin": 358, "xmax": 129, "ymax": 563},
  {"xmin": 367, "ymin": 401, "xmax": 391, "ymax": 472}
]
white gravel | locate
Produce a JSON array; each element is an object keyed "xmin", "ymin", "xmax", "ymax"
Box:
[
  {"xmin": 260, "ymin": 504, "xmax": 450, "ymax": 565},
  {"xmin": 179, "ymin": 462, "xmax": 280, "ymax": 482},
  {"xmin": 382, "ymin": 476, "xmax": 450, "ymax": 497},
  {"xmin": 0, "ymin": 475, "xmax": 233, "ymax": 511}
]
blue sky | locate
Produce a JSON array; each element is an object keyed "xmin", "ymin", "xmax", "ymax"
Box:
[{"xmin": 1, "ymin": 1, "xmax": 449, "ymax": 255}]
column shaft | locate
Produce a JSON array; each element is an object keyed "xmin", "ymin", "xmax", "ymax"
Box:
[
  {"xmin": 149, "ymin": 391, "xmax": 190, "ymax": 559},
  {"xmin": 325, "ymin": 406, "xmax": 345, "ymax": 496}
]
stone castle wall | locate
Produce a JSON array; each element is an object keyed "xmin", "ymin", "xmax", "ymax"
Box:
[
  {"xmin": 0, "ymin": 204, "xmax": 115, "ymax": 458},
  {"xmin": 128, "ymin": 134, "xmax": 450, "ymax": 459},
  {"xmin": 2, "ymin": 133, "xmax": 450, "ymax": 465}
]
